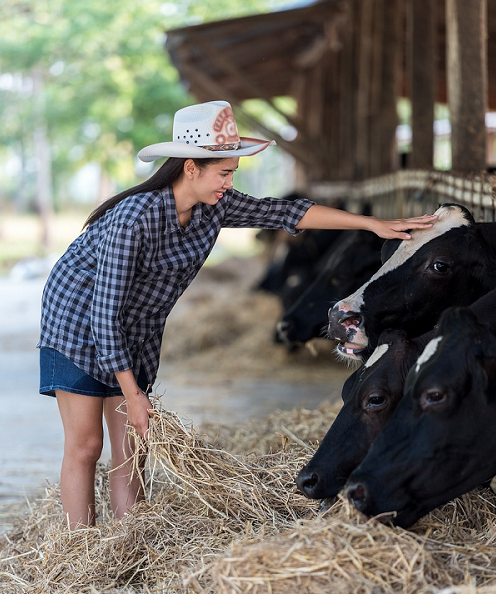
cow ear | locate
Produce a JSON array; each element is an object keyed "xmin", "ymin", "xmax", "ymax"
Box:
[
  {"xmin": 342, "ymin": 368, "xmax": 361, "ymax": 403},
  {"xmin": 475, "ymin": 221, "xmax": 496, "ymax": 247},
  {"xmin": 474, "ymin": 335, "xmax": 496, "ymax": 395},
  {"xmin": 381, "ymin": 239, "xmax": 401, "ymax": 264}
]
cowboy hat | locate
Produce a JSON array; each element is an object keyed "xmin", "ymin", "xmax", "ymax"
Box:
[{"xmin": 137, "ymin": 100, "xmax": 276, "ymax": 162}]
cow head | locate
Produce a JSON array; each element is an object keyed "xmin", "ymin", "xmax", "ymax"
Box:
[
  {"xmin": 327, "ymin": 203, "xmax": 485, "ymax": 363},
  {"xmin": 343, "ymin": 306, "xmax": 496, "ymax": 528},
  {"xmin": 295, "ymin": 328, "xmax": 433, "ymax": 500}
]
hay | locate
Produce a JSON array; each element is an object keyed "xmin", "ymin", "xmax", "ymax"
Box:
[
  {"xmin": 200, "ymin": 492, "xmax": 496, "ymax": 594},
  {"xmin": 0, "ymin": 403, "xmax": 317, "ymax": 594},
  {"xmin": 2, "ymin": 400, "xmax": 496, "ymax": 594},
  {"xmin": 200, "ymin": 400, "xmax": 341, "ymax": 455}
]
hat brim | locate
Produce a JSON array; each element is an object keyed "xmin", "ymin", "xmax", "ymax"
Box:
[{"xmin": 138, "ymin": 137, "xmax": 275, "ymax": 162}]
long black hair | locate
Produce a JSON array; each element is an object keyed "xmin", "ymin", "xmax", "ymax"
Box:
[{"xmin": 83, "ymin": 156, "xmax": 224, "ymax": 229}]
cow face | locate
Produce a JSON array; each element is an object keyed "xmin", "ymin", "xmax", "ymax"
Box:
[
  {"xmin": 295, "ymin": 328, "xmax": 432, "ymax": 500},
  {"xmin": 328, "ymin": 204, "xmax": 481, "ymax": 362},
  {"xmin": 344, "ymin": 307, "xmax": 496, "ymax": 528}
]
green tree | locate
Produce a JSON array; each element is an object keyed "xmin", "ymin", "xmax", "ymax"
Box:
[{"xmin": 0, "ymin": 0, "xmax": 294, "ymax": 213}]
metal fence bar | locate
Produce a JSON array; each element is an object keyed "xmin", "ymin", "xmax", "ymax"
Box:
[{"xmin": 310, "ymin": 170, "xmax": 496, "ymax": 221}]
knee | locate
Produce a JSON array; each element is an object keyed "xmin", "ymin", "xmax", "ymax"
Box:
[{"xmin": 65, "ymin": 434, "xmax": 104, "ymax": 466}]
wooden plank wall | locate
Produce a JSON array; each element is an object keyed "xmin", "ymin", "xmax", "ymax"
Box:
[{"xmin": 298, "ymin": 0, "xmax": 488, "ymax": 191}]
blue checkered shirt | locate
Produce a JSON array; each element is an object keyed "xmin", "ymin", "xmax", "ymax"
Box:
[{"xmin": 38, "ymin": 187, "xmax": 314, "ymax": 388}]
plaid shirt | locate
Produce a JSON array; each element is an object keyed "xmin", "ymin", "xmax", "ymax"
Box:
[{"xmin": 38, "ymin": 187, "xmax": 314, "ymax": 388}]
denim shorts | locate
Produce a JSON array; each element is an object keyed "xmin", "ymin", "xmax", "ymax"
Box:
[{"xmin": 39, "ymin": 347, "xmax": 149, "ymax": 398}]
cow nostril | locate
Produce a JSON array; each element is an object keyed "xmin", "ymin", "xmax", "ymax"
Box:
[
  {"xmin": 338, "ymin": 312, "xmax": 363, "ymax": 328},
  {"xmin": 295, "ymin": 470, "xmax": 320, "ymax": 497},
  {"xmin": 344, "ymin": 481, "xmax": 368, "ymax": 511}
]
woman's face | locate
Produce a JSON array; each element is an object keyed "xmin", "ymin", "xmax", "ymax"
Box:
[{"xmin": 190, "ymin": 157, "xmax": 239, "ymax": 205}]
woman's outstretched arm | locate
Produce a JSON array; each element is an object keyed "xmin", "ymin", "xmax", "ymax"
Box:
[{"xmin": 295, "ymin": 204, "xmax": 437, "ymax": 240}]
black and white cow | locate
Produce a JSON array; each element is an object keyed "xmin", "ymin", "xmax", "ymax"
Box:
[
  {"xmin": 344, "ymin": 304, "xmax": 496, "ymax": 528},
  {"xmin": 277, "ymin": 230, "xmax": 383, "ymax": 347},
  {"xmin": 295, "ymin": 327, "xmax": 434, "ymax": 500},
  {"xmin": 328, "ymin": 204, "xmax": 496, "ymax": 362}
]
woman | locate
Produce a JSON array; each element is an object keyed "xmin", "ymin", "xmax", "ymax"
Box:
[{"xmin": 38, "ymin": 100, "xmax": 437, "ymax": 529}]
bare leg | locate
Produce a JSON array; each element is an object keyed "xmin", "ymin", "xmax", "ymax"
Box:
[
  {"xmin": 56, "ymin": 391, "xmax": 104, "ymax": 529},
  {"xmin": 104, "ymin": 397, "xmax": 146, "ymax": 518}
]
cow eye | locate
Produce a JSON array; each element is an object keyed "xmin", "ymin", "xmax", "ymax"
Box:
[
  {"xmin": 420, "ymin": 388, "xmax": 447, "ymax": 409},
  {"xmin": 432, "ymin": 261, "xmax": 450, "ymax": 274},
  {"xmin": 364, "ymin": 393, "xmax": 387, "ymax": 410}
]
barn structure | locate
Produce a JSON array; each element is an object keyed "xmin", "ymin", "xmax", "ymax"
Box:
[{"xmin": 164, "ymin": 0, "xmax": 496, "ymax": 220}]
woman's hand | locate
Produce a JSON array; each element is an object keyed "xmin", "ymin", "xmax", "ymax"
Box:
[
  {"xmin": 368, "ymin": 214, "xmax": 438, "ymax": 240},
  {"xmin": 115, "ymin": 369, "xmax": 153, "ymax": 439},
  {"xmin": 125, "ymin": 389, "xmax": 153, "ymax": 439}
]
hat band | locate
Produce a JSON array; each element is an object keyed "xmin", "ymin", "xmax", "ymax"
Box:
[{"xmin": 202, "ymin": 142, "xmax": 240, "ymax": 152}]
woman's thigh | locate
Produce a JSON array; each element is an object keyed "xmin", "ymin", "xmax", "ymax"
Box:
[{"xmin": 56, "ymin": 390, "xmax": 105, "ymax": 456}]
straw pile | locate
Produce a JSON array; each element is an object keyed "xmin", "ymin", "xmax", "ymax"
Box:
[{"xmin": 2, "ymin": 399, "xmax": 496, "ymax": 594}]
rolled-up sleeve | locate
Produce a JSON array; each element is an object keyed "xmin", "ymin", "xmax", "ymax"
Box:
[
  {"xmin": 91, "ymin": 222, "xmax": 141, "ymax": 374},
  {"xmin": 221, "ymin": 191, "xmax": 315, "ymax": 235}
]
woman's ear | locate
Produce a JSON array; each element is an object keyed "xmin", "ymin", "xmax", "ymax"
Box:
[{"xmin": 184, "ymin": 158, "xmax": 197, "ymax": 179}]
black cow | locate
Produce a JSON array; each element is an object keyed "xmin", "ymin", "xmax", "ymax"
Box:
[
  {"xmin": 327, "ymin": 203, "xmax": 496, "ymax": 363},
  {"xmin": 276, "ymin": 230, "xmax": 383, "ymax": 347},
  {"xmin": 295, "ymin": 328, "xmax": 434, "ymax": 500},
  {"xmin": 344, "ymin": 305, "xmax": 496, "ymax": 528}
]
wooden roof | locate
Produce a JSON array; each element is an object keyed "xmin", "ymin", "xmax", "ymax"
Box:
[
  {"xmin": 165, "ymin": 0, "xmax": 496, "ymax": 109},
  {"xmin": 165, "ymin": 0, "xmax": 495, "ymax": 181},
  {"xmin": 165, "ymin": 1, "xmax": 345, "ymax": 103}
]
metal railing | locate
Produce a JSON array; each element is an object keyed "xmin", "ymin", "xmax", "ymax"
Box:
[{"xmin": 311, "ymin": 170, "xmax": 496, "ymax": 222}]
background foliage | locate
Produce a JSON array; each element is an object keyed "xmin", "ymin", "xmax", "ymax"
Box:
[{"xmin": 0, "ymin": 0, "xmax": 298, "ymax": 214}]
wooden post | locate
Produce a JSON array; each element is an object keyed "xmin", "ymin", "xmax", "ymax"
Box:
[
  {"xmin": 446, "ymin": 0, "xmax": 487, "ymax": 172},
  {"xmin": 376, "ymin": 0, "xmax": 402, "ymax": 176},
  {"xmin": 338, "ymin": 0, "xmax": 356, "ymax": 181},
  {"xmin": 407, "ymin": 0, "xmax": 436, "ymax": 169},
  {"xmin": 355, "ymin": 0, "xmax": 374, "ymax": 179}
]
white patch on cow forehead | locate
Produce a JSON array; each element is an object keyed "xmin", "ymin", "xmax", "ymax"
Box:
[
  {"xmin": 364, "ymin": 343, "xmax": 389, "ymax": 368},
  {"xmin": 339, "ymin": 205, "xmax": 471, "ymax": 311},
  {"xmin": 415, "ymin": 336, "xmax": 443, "ymax": 373}
]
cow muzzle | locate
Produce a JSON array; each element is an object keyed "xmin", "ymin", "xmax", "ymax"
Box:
[{"xmin": 328, "ymin": 305, "xmax": 368, "ymax": 360}]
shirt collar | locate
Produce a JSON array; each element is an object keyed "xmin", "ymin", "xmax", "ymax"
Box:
[{"xmin": 162, "ymin": 186, "xmax": 211, "ymax": 234}]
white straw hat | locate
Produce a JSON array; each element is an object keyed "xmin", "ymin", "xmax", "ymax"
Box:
[{"xmin": 138, "ymin": 100, "xmax": 276, "ymax": 162}]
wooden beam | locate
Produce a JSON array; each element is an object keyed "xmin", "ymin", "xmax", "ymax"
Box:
[
  {"xmin": 338, "ymin": 0, "xmax": 357, "ymax": 181},
  {"xmin": 407, "ymin": 0, "xmax": 436, "ymax": 169},
  {"xmin": 189, "ymin": 34, "xmax": 316, "ymax": 147},
  {"xmin": 446, "ymin": 0, "xmax": 487, "ymax": 172},
  {"xmin": 376, "ymin": 0, "xmax": 402, "ymax": 176}
]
